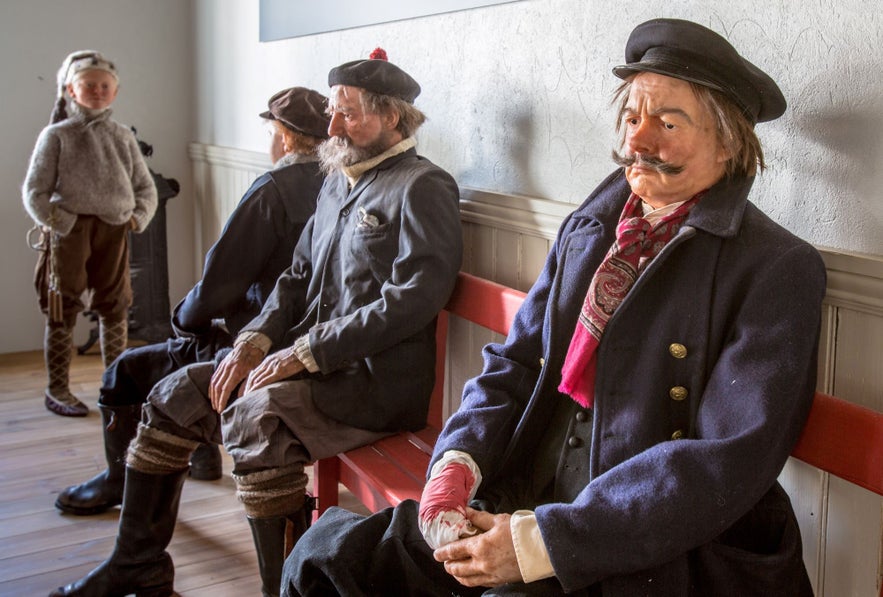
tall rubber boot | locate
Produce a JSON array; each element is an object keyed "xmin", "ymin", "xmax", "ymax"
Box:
[
  {"xmin": 55, "ymin": 403, "xmax": 141, "ymax": 515},
  {"xmin": 248, "ymin": 497, "xmax": 315, "ymax": 597},
  {"xmin": 44, "ymin": 322, "xmax": 88, "ymax": 417},
  {"xmin": 48, "ymin": 467, "xmax": 186, "ymax": 597},
  {"xmin": 99, "ymin": 316, "xmax": 128, "ymax": 369},
  {"xmin": 189, "ymin": 442, "xmax": 223, "ymax": 481}
]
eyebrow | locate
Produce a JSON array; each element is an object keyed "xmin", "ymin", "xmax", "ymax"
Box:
[{"xmin": 625, "ymin": 106, "xmax": 695, "ymax": 125}]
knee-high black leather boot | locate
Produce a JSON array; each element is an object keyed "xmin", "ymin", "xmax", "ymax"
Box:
[
  {"xmin": 48, "ymin": 467, "xmax": 186, "ymax": 597},
  {"xmin": 189, "ymin": 442, "xmax": 223, "ymax": 480},
  {"xmin": 248, "ymin": 497, "xmax": 315, "ymax": 597},
  {"xmin": 55, "ymin": 403, "xmax": 141, "ymax": 515}
]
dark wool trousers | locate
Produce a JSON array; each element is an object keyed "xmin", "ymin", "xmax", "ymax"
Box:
[
  {"xmin": 99, "ymin": 330, "xmax": 231, "ymax": 408},
  {"xmin": 283, "ymin": 499, "xmax": 595, "ymax": 597}
]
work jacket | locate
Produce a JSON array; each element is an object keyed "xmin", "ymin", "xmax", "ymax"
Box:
[{"xmin": 243, "ymin": 147, "xmax": 463, "ymax": 432}]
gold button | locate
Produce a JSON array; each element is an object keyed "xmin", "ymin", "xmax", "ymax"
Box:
[
  {"xmin": 669, "ymin": 386, "xmax": 688, "ymax": 401},
  {"xmin": 539, "ymin": 357, "xmax": 545, "ymax": 367},
  {"xmin": 669, "ymin": 343, "xmax": 687, "ymax": 359},
  {"xmin": 671, "ymin": 429, "xmax": 685, "ymax": 440}
]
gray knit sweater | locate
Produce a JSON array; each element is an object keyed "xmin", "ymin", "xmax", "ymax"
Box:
[{"xmin": 22, "ymin": 105, "xmax": 157, "ymax": 235}]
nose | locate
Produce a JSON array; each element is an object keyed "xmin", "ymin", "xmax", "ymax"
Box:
[
  {"xmin": 328, "ymin": 112, "xmax": 344, "ymax": 137},
  {"xmin": 626, "ymin": 118, "xmax": 655, "ymax": 155}
]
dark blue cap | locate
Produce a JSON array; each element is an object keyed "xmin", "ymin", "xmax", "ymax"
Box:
[{"xmin": 613, "ymin": 19, "xmax": 786, "ymax": 123}]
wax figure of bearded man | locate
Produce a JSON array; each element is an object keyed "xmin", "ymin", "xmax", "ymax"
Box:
[
  {"xmin": 283, "ymin": 20, "xmax": 824, "ymax": 597},
  {"xmin": 49, "ymin": 50, "xmax": 463, "ymax": 597}
]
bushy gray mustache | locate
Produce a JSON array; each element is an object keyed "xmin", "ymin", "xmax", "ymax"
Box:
[{"xmin": 611, "ymin": 150, "xmax": 685, "ymax": 175}]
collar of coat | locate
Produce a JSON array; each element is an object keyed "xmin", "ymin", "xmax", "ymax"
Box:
[
  {"xmin": 343, "ymin": 136, "xmax": 416, "ymax": 186},
  {"xmin": 577, "ymin": 169, "xmax": 756, "ymax": 240}
]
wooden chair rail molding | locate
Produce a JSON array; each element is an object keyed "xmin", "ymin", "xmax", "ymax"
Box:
[{"xmin": 313, "ymin": 271, "xmax": 883, "ymax": 595}]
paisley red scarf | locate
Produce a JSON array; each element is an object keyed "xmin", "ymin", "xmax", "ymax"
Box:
[{"xmin": 558, "ymin": 192, "xmax": 700, "ymax": 408}]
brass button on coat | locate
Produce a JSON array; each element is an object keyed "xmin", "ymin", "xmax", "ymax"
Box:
[
  {"xmin": 670, "ymin": 386, "xmax": 688, "ymax": 401},
  {"xmin": 568, "ymin": 436, "xmax": 583, "ymax": 448},
  {"xmin": 671, "ymin": 429, "xmax": 685, "ymax": 440},
  {"xmin": 669, "ymin": 343, "xmax": 688, "ymax": 359}
]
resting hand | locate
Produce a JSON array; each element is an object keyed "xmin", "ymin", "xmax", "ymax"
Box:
[
  {"xmin": 243, "ymin": 345, "xmax": 305, "ymax": 394},
  {"xmin": 434, "ymin": 508, "xmax": 522, "ymax": 587},
  {"xmin": 209, "ymin": 342, "xmax": 263, "ymax": 412},
  {"xmin": 418, "ymin": 462, "xmax": 479, "ymax": 549}
]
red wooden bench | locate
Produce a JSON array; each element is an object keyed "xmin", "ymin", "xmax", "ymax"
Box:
[
  {"xmin": 313, "ymin": 272, "xmax": 526, "ymax": 514},
  {"xmin": 312, "ymin": 271, "xmax": 883, "ymax": 594}
]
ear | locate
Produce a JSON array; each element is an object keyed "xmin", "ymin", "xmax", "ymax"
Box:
[
  {"xmin": 382, "ymin": 109, "xmax": 400, "ymax": 132},
  {"xmin": 65, "ymin": 83, "xmax": 76, "ymax": 97},
  {"xmin": 714, "ymin": 140, "xmax": 732, "ymax": 164}
]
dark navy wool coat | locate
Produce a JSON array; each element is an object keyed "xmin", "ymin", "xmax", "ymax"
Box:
[
  {"xmin": 435, "ymin": 169, "xmax": 825, "ymax": 595},
  {"xmin": 173, "ymin": 159, "xmax": 323, "ymax": 338}
]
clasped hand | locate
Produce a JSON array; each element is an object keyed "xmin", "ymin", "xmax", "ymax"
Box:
[
  {"xmin": 208, "ymin": 343, "xmax": 304, "ymax": 413},
  {"xmin": 433, "ymin": 508, "xmax": 522, "ymax": 588},
  {"xmin": 418, "ymin": 461, "xmax": 522, "ymax": 587}
]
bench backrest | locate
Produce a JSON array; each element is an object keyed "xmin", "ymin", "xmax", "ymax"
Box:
[
  {"xmin": 427, "ymin": 272, "xmax": 528, "ymax": 428},
  {"xmin": 792, "ymin": 391, "xmax": 883, "ymax": 496}
]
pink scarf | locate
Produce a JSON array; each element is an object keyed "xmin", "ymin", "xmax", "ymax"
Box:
[{"xmin": 558, "ymin": 192, "xmax": 700, "ymax": 408}]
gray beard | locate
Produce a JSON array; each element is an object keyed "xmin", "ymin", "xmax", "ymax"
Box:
[{"xmin": 318, "ymin": 136, "xmax": 391, "ymax": 175}]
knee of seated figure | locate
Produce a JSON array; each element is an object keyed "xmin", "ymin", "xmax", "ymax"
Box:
[{"xmin": 127, "ymin": 424, "xmax": 199, "ymax": 474}]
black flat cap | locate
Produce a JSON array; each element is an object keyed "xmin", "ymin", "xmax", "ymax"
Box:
[
  {"xmin": 328, "ymin": 48, "xmax": 421, "ymax": 103},
  {"xmin": 260, "ymin": 87, "xmax": 330, "ymax": 139},
  {"xmin": 613, "ymin": 18, "xmax": 786, "ymax": 123}
]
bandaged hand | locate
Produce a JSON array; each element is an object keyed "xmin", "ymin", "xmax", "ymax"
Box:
[{"xmin": 418, "ymin": 452, "xmax": 482, "ymax": 550}]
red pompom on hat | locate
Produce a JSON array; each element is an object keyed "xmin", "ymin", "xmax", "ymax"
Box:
[{"xmin": 328, "ymin": 47, "xmax": 420, "ymax": 103}]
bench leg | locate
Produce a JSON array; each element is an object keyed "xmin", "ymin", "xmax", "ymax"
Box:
[{"xmin": 312, "ymin": 457, "xmax": 340, "ymax": 521}]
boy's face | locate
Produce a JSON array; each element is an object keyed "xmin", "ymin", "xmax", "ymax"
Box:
[{"xmin": 67, "ymin": 69, "xmax": 119, "ymax": 111}]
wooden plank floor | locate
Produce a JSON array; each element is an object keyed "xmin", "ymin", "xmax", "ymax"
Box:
[{"xmin": 0, "ymin": 349, "xmax": 368, "ymax": 596}]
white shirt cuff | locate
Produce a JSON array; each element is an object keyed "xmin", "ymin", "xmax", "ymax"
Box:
[{"xmin": 510, "ymin": 510, "xmax": 556, "ymax": 583}]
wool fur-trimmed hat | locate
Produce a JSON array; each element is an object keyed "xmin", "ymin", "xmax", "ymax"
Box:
[
  {"xmin": 613, "ymin": 19, "xmax": 786, "ymax": 123},
  {"xmin": 50, "ymin": 50, "xmax": 119, "ymax": 124},
  {"xmin": 328, "ymin": 48, "xmax": 421, "ymax": 103},
  {"xmin": 260, "ymin": 87, "xmax": 331, "ymax": 139}
]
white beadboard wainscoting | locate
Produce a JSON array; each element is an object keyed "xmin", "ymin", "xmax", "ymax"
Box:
[{"xmin": 190, "ymin": 142, "xmax": 882, "ymax": 596}]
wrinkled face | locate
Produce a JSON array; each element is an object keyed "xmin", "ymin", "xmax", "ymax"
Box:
[
  {"xmin": 619, "ymin": 72, "xmax": 728, "ymax": 207},
  {"xmin": 318, "ymin": 85, "xmax": 401, "ymax": 172},
  {"xmin": 327, "ymin": 85, "xmax": 388, "ymax": 149},
  {"xmin": 67, "ymin": 69, "xmax": 118, "ymax": 111}
]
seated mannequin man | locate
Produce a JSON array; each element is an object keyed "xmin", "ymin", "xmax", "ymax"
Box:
[
  {"xmin": 49, "ymin": 50, "xmax": 464, "ymax": 597},
  {"xmin": 54, "ymin": 86, "xmax": 329, "ymax": 515},
  {"xmin": 283, "ymin": 19, "xmax": 825, "ymax": 597}
]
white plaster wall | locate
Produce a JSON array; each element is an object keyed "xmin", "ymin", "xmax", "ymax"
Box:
[
  {"xmin": 193, "ymin": 0, "xmax": 883, "ymax": 257},
  {"xmin": 0, "ymin": 0, "xmax": 196, "ymax": 353}
]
